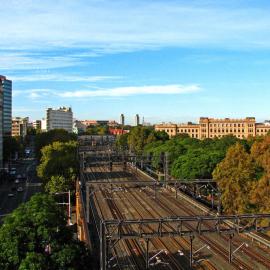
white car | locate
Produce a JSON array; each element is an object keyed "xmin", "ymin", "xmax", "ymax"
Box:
[
  {"xmin": 17, "ymin": 187, "xmax": 23, "ymax": 192},
  {"xmin": 15, "ymin": 179, "xmax": 20, "ymax": 184},
  {"xmin": 8, "ymin": 193, "xmax": 15, "ymax": 197}
]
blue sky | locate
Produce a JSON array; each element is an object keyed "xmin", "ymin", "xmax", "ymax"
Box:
[{"xmin": 1, "ymin": 0, "xmax": 270, "ymax": 124}]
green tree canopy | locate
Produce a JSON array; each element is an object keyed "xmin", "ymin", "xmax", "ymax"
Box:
[
  {"xmin": 18, "ymin": 253, "xmax": 48, "ymax": 270},
  {"xmin": 0, "ymin": 194, "xmax": 91, "ymax": 270},
  {"xmin": 45, "ymin": 175, "xmax": 73, "ymax": 194},
  {"xmin": 37, "ymin": 141, "xmax": 78, "ymax": 190},
  {"xmin": 3, "ymin": 136, "xmax": 22, "ymax": 161},
  {"xmin": 172, "ymin": 148, "xmax": 224, "ymax": 179},
  {"xmin": 85, "ymin": 125, "xmax": 109, "ymax": 135},
  {"xmin": 115, "ymin": 133, "xmax": 129, "ymax": 150},
  {"xmin": 35, "ymin": 129, "xmax": 77, "ymax": 160}
]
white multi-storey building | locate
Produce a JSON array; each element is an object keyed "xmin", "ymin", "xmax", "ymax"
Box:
[
  {"xmin": 46, "ymin": 107, "xmax": 73, "ymax": 133},
  {"xmin": 135, "ymin": 114, "xmax": 140, "ymax": 126}
]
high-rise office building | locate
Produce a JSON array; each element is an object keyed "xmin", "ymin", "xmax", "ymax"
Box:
[
  {"xmin": 120, "ymin": 114, "xmax": 125, "ymax": 126},
  {"xmin": 46, "ymin": 107, "xmax": 73, "ymax": 133},
  {"xmin": 135, "ymin": 114, "xmax": 140, "ymax": 126},
  {"xmin": 0, "ymin": 75, "xmax": 12, "ymax": 137}
]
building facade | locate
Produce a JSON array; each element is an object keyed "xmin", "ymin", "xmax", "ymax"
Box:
[
  {"xmin": 41, "ymin": 118, "xmax": 47, "ymax": 132},
  {"xmin": 0, "ymin": 75, "xmax": 12, "ymax": 137},
  {"xmin": 155, "ymin": 117, "xmax": 270, "ymax": 139},
  {"xmin": 120, "ymin": 114, "xmax": 125, "ymax": 126},
  {"xmin": 46, "ymin": 107, "xmax": 73, "ymax": 133},
  {"xmin": 73, "ymin": 120, "xmax": 86, "ymax": 134},
  {"xmin": 135, "ymin": 114, "xmax": 140, "ymax": 126},
  {"xmin": 109, "ymin": 128, "xmax": 129, "ymax": 136},
  {"xmin": 32, "ymin": 120, "xmax": 42, "ymax": 130},
  {"xmin": 12, "ymin": 117, "xmax": 29, "ymax": 137}
]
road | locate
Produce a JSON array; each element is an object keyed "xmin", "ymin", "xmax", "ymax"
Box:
[{"xmin": 0, "ymin": 156, "xmax": 43, "ymax": 222}]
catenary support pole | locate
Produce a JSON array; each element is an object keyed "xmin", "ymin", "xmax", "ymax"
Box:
[
  {"xmin": 100, "ymin": 221, "xmax": 107, "ymax": 270},
  {"xmin": 229, "ymin": 234, "xmax": 234, "ymax": 263},
  {"xmin": 146, "ymin": 239, "xmax": 150, "ymax": 269},
  {"xmin": 86, "ymin": 185, "xmax": 90, "ymax": 223},
  {"xmin": 190, "ymin": 235, "xmax": 194, "ymax": 267}
]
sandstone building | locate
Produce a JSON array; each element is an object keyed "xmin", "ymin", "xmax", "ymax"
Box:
[{"xmin": 155, "ymin": 117, "xmax": 270, "ymax": 139}]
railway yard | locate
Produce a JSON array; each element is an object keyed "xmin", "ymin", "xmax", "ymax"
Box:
[{"xmin": 78, "ymin": 140, "xmax": 270, "ymax": 270}]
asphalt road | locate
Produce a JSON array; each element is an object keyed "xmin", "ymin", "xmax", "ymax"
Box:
[{"xmin": 0, "ymin": 157, "xmax": 43, "ymax": 222}]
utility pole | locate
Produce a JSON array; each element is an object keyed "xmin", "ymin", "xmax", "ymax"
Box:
[{"xmin": 164, "ymin": 152, "xmax": 169, "ymax": 185}]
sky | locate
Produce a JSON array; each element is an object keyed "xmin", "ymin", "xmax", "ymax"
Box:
[{"xmin": 1, "ymin": 0, "xmax": 270, "ymax": 124}]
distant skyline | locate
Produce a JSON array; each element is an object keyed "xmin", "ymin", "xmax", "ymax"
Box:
[{"xmin": 1, "ymin": 0, "xmax": 270, "ymax": 124}]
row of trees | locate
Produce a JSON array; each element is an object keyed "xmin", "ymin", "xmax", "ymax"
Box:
[
  {"xmin": 116, "ymin": 128, "xmax": 270, "ymax": 215},
  {"xmin": 0, "ymin": 194, "xmax": 91, "ymax": 270},
  {"xmin": 84, "ymin": 125, "xmax": 109, "ymax": 135},
  {"xmin": 144, "ymin": 134, "xmax": 250, "ymax": 179},
  {"xmin": 115, "ymin": 126, "xmax": 169, "ymax": 153},
  {"xmin": 213, "ymin": 135, "xmax": 270, "ymax": 214}
]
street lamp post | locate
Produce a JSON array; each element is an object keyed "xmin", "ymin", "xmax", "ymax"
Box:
[{"xmin": 55, "ymin": 190, "xmax": 71, "ymax": 225}]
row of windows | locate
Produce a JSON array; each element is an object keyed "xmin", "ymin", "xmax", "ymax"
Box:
[
  {"xmin": 257, "ymin": 129, "xmax": 270, "ymax": 133},
  {"xmin": 178, "ymin": 129, "xmax": 198, "ymax": 133},
  {"xmin": 209, "ymin": 134, "xmax": 246, "ymax": 138},
  {"xmin": 164, "ymin": 128, "xmax": 198, "ymax": 133},
  {"xmin": 202, "ymin": 123, "xmax": 255, "ymax": 128}
]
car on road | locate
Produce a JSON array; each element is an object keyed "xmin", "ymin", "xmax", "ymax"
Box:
[
  {"xmin": 17, "ymin": 187, "xmax": 23, "ymax": 192},
  {"xmin": 8, "ymin": 193, "xmax": 15, "ymax": 197},
  {"xmin": 15, "ymin": 179, "xmax": 20, "ymax": 184},
  {"xmin": 9, "ymin": 170, "xmax": 16, "ymax": 175}
]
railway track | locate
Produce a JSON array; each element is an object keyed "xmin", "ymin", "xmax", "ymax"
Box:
[
  {"xmin": 87, "ymin": 162, "xmax": 270, "ymax": 269},
  {"xmin": 120, "ymin": 187, "xmax": 248, "ymax": 270},
  {"xmin": 140, "ymin": 186, "xmax": 270, "ymax": 270}
]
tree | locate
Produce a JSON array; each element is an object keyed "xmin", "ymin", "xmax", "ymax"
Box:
[
  {"xmin": 127, "ymin": 126, "xmax": 153, "ymax": 153},
  {"xmin": 3, "ymin": 136, "xmax": 21, "ymax": 161},
  {"xmin": 250, "ymin": 135, "xmax": 270, "ymax": 213},
  {"xmin": 19, "ymin": 253, "xmax": 48, "ymax": 270},
  {"xmin": 85, "ymin": 125, "xmax": 109, "ymax": 135},
  {"xmin": 0, "ymin": 194, "xmax": 91, "ymax": 270},
  {"xmin": 171, "ymin": 149, "xmax": 224, "ymax": 179},
  {"xmin": 37, "ymin": 141, "xmax": 78, "ymax": 189},
  {"xmin": 213, "ymin": 143, "xmax": 257, "ymax": 214},
  {"xmin": 45, "ymin": 175, "xmax": 73, "ymax": 194},
  {"xmin": 0, "ymin": 194, "xmax": 68, "ymax": 269},
  {"xmin": 35, "ymin": 129, "xmax": 77, "ymax": 160},
  {"xmin": 115, "ymin": 133, "xmax": 129, "ymax": 150}
]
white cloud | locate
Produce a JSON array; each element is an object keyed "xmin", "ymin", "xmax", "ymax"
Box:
[
  {"xmin": 58, "ymin": 84, "xmax": 201, "ymax": 98},
  {"xmin": 1, "ymin": 0, "xmax": 270, "ymax": 53},
  {"xmin": 10, "ymin": 74, "xmax": 122, "ymax": 82},
  {"xmin": 0, "ymin": 52, "xmax": 84, "ymax": 70},
  {"xmin": 13, "ymin": 88, "xmax": 54, "ymax": 99}
]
